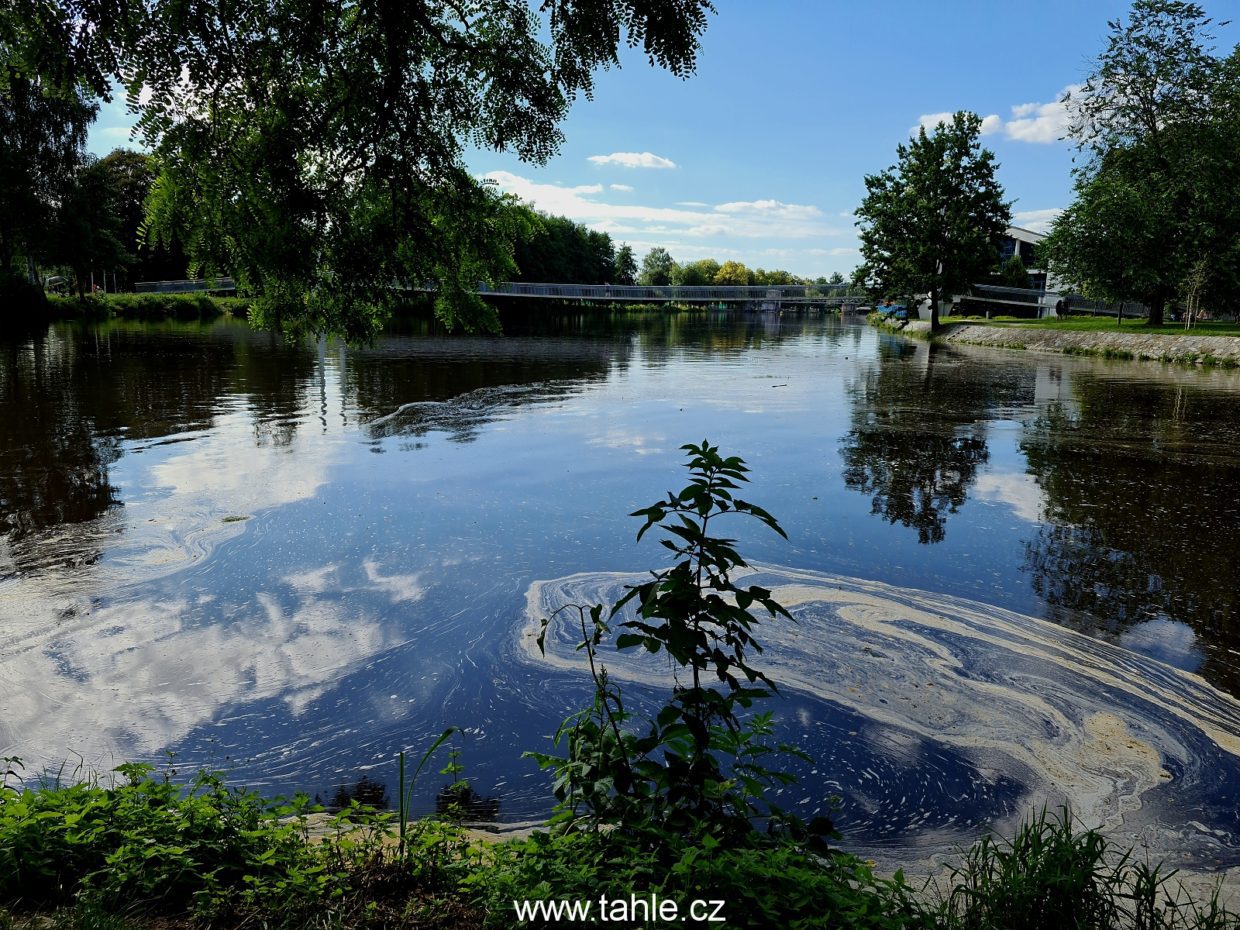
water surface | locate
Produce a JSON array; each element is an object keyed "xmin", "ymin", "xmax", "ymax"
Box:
[{"xmin": 1, "ymin": 312, "xmax": 1238, "ymax": 874}]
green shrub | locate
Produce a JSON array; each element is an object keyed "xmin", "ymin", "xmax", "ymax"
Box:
[
  {"xmin": 469, "ymin": 829, "xmax": 933, "ymax": 930},
  {"xmin": 107, "ymin": 293, "xmax": 222, "ymax": 320},
  {"xmin": 529, "ymin": 442, "xmax": 832, "ymax": 849},
  {"xmin": 0, "ymin": 761, "xmax": 327, "ymax": 915}
]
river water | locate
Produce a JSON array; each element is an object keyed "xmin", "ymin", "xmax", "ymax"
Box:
[{"xmin": 1, "ymin": 312, "xmax": 1237, "ymax": 875}]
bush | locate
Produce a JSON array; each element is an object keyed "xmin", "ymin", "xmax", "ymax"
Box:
[
  {"xmin": 469, "ymin": 829, "xmax": 933, "ymax": 930},
  {"xmin": 0, "ymin": 272, "xmax": 48, "ymax": 313},
  {"xmin": 36, "ymin": 292, "xmax": 251, "ymax": 322},
  {"xmin": 0, "ymin": 761, "xmax": 336, "ymax": 917},
  {"xmin": 107, "ymin": 293, "xmax": 223, "ymax": 320}
]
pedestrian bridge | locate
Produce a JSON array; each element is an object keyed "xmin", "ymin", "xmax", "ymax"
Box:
[
  {"xmin": 474, "ymin": 282, "xmax": 857, "ymax": 306},
  {"xmin": 135, "ymin": 278, "xmax": 859, "ymax": 308}
]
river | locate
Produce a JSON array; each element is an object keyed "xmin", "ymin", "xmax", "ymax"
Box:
[{"xmin": 1, "ymin": 311, "xmax": 1237, "ymax": 876}]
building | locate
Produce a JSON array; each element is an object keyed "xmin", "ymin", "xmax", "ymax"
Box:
[{"xmin": 997, "ymin": 226, "xmax": 1050, "ymax": 291}]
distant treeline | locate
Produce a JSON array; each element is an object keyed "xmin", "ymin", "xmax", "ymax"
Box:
[
  {"xmin": 509, "ymin": 207, "xmax": 845, "ymax": 289},
  {"xmin": 1, "ymin": 131, "xmax": 836, "ymax": 310}
]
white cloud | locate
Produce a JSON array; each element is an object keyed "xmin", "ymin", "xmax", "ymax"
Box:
[
  {"xmin": 482, "ymin": 170, "xmax": 844, "ymax": 241},
  {"xmin": 1012, "ymin": 208, "xmax": 1063, "ymax": 234},
  {"xmin": 912, "ymin": 111, "xmax": 1002, "ymax": 136},
  {"xmin": 587, "ymin": 151, "xmax": 676, "ymax": 169},
  {"xmin": 715, "ymin": 199, "xmax": 823, "ymax": 220},
  {"xmin": 912, "ymin": 111, "xmax": 954, "ymax": 134},
  {"xmin": 676, "ymin": 200, "xmax": 709, "ymax": 207},
  {"xmin": 974, "ymin": 471, "xmax": 1045, "ymax": 523},
  {"xmin": 609, "ymin": 183, "xmax": 634, "ymax": 192},
  {"xmin": 362, "ymin": 559, "xmax": 424, "ymax": 603},
  {"xmin": 909, "ymin": 93, "xmax": 1075, "ymax": 145},
  {"xmin": 1004, "ymin": 85, "xmax": 1079, "ymax": 143},
  {"xmin": 0, "ymin": 586, "xmax": 407, "ymax": 773}
]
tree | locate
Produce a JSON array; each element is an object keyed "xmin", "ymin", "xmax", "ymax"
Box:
[
  {"xmin": 512, "ymin": 210, "xmax": 615, "ymax": 284},
  {"xmin": 713, "ymin": 260, "xmax": 752, "ymax": 286},
  {"xmin": 854, "ymin": 111, "xmax": 1011, "ymax": 331},
  {"xmin": 93, "ymin": 148, "xmax": 188, "ymax": 285},
  {"xmin": 4, "ymin": 1, "xmax": 714, "ymax": 338},
  {"xmin": 997, "ymin": 255, "xmax": 1030, "ymax": 290},
  {"xmin": 827, "ymin": 271, "xmax": 846, "ymax": 285},
  {"xmin": 1041, "ymin": 145, "xmax": 1181, "ymax": 317},
  {"xmin": 46, "ymin": 156, "xmax": 129, "ymax": 297},
  {"xmin": 614, "ymin": 244, "xmax": 638, "ymax": 285},
  {"xmin": 1047, "ymin": 0, "xmax": 1240, "ymax": 326},
  {"xmin": 753, "ymin": 268, "xmax": 802, "ymax": 286},
  {"xmin": 0, "ymin": 65, "xmax": 97, "ymax": 292},
  {"xmin": 672, "ymin": 257, "xmax": 720, "ymax": 286},
  {"xmin": 638, "ymin": 247, "xmax": 676, "ymax": 286}
]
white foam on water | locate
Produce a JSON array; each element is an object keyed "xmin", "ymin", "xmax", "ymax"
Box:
[{"xmin": 519, "ymin": 565, "xmax": 1240, "ymax": 886}]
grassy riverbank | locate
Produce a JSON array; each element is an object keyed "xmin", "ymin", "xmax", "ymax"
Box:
[
  {"xmin": 43, "ymin": 293, "xmax": 254, "ymax": 321},
  {"xmin": 1, "ymin": 763, "xmax": 1235, "ymax": 930}
]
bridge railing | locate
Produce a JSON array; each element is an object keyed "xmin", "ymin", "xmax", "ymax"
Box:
[
  {"xmin": 136, "ymin": 277, "xmax": 236, "ymax": 294},
  {"xmin": 478, "ymin": 282, "xmax": 854, "ymax": 301}
]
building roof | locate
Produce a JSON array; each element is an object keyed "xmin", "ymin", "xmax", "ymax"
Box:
[{"xmin": 1005, "ymin": 226, "xmax": 1047, "ymax": 243}]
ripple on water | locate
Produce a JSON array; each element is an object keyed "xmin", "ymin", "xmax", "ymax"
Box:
[{"xmin": 519, "ymin": 566, "xmax": 1240, "ymax": 880}]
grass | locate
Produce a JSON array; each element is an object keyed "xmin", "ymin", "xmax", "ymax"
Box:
[{"xmin": 1, "ymin": 761, "xmax": 1235, "ymax": 930}]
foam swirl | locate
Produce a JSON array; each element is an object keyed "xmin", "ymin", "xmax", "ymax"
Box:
[{"xmin": 520, "ymin": 566, "xmax": 1240, "ymax": 883}]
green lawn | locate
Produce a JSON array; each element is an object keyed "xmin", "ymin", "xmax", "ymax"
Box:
[{"xmin": 947, "ymin": 314, "xmax": 1240, "ymax": 336}]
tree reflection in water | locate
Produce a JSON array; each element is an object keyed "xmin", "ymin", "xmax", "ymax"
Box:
[
  {"xmin": 1021, "ymin": 376, "xmax": 1240, "ymax": 695},
  {"xmin": 840, "ymin": 339, "xmax": 1004, "ymax": 544}
]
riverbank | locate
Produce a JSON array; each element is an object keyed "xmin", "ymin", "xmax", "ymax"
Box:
[
  {"xmin": 43, "ymin": 293, "xmax": 254, "ymax": 321},
  {"xmin": 869, "ymin": 315, "xmax": 1240, "ymax": 367},
  {"xmin": 2, "ymin": 766, "xmax": 1236, "ymax": 930}
]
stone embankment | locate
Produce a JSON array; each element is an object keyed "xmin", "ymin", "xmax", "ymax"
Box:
[{"xmin": 885, "ymin": 319, "xmax": 1240, "ymax": 366}]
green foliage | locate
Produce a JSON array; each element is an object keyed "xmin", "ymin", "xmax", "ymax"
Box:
[
  {"xmin": 0, "ymin": 760, "xmax": 320, "ymax": 913},
  {"xmin": 45, "ymin": 156, "xmax": 129, "ymax": 296},
  {"xmin": 511, "ymin": 209, "xmax": 616, "ymax": 284},
  {"xmin": 0, "ymin": 64, "xmax": 96, "ymax": 276},
  {"xmin": 672, "ymin": 257, "xmax": 722, "ymax": 286},
  {"xmin": 614, "ymin": 244, "xmax": 638, "ymax": 285},
  {"xmin": 855, "ymin": 111, "xmax": 1011, "ymax": 330},
  {"xmin": 753, "ymin": 267, "xmax": 805, "ymax": 286},
  {"xmin": 530, "ymin": 442, "xmax": 833, "ymax": 848},
  {"xmin": 939, "ymin": 808, "xmax": 1237, "ymax": 930},
  {"xmin": 639, "ymin": 246, "xmax": 677, "ymax": 286},
  {"xmin": 713, "ymin": 259, "xmax": 754, "ymax": 285},
  {"xmin": 93, "ymin": 149, "xmax": 189, "ymax": 286},
  {"xmin": 996, "ymin": 255, "xmax": 1030, "ymax": 290},
  {"xmin": 44, "ymin": 292, "xmax": 250, "ymax": 320},
  {"xmin": 5, "ymin": 0, "xmax": 714, "ymax": 339},
  {"xmin": 470, "ymin": 829, "xmax": 934, "ymax": 930},
  {"xmin": 0, "ymin": 754, "xmax": 480, "ymax": 927},
  {"xmin": 1046, "ymin": 1, "xmax": 1240, "ymax": 325}
]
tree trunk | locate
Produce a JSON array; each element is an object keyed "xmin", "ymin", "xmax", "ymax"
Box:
[
  {"xmin": 1147, "ymin": 290, "xmax": 1166, "ymax": 327},
  {"xmin": 929, "ymin": 285, "xmax": 940, "ymax": 332}
]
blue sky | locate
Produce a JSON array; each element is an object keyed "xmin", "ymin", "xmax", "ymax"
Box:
[{"xmin": 88, "ymin": 0, "xmax": 1240, "ymax": 279}]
